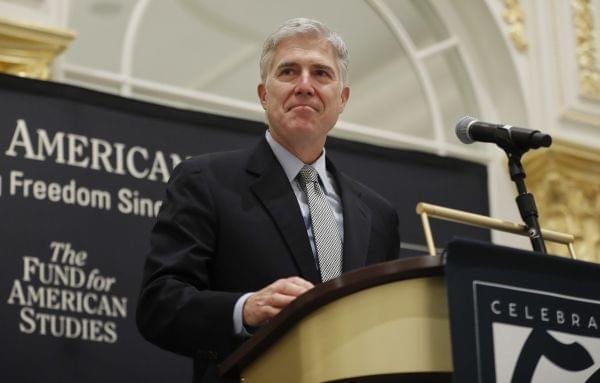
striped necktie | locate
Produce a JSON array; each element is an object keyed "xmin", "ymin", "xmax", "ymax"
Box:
[{"xmin": 297, "ymin": 165, "xmax": 342, "ymax": 282}]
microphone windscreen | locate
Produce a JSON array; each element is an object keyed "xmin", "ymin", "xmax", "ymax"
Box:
[{"xmin": 456, "ymin": 116, "xmax": 477, "ymax": 144}]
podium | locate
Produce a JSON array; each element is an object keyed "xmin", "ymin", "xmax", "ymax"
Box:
[
  {"xmin": 218, "ymin": 256, "xmax": 452, "ymax": 382},
  {"xmin": 219, "ymin": 239, "xmax": 600, "ymax": 382}
]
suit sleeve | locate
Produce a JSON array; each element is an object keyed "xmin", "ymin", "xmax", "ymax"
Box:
[{"xmin": 136, "ymin": 159, "xmax": 243, "ymax": 359}]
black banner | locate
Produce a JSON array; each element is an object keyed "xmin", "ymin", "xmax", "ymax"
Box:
[
  {"xmin": 446, "ymin": 239, "xmax": 600, "ymax": 383},
  {"xmin": 0, "ymin": 73, "xmax": 489, "ymax": 382}
]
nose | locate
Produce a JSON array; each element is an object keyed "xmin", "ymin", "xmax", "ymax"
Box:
[{"xmin": 294, "ymin": 71, "xmax": 314, "ymax": 96}]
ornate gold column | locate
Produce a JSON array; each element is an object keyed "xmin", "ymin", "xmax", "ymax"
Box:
[
  {"xmin": 523, "ymin": 140, "xmax": 600, "ymax": 262},
  {"xmin": 0, "ymin": 16, "xmax": 75, "ymax": 80}
]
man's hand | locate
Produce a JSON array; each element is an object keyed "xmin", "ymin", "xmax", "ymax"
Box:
[{"xmin": 243, "ymin": 277, "xmax": 314, "ymax": 327}]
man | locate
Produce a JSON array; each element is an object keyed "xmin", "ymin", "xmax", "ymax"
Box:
[{"xmin": 136, "ymin": 18, "xmax": 400, "ymax": 383}]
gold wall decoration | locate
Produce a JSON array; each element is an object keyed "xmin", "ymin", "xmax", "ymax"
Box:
[
  {"xmin": 572, "ymin": 0, "xmax": 600, "ymax": 97},
  {"xmin": 502, "ymin": 0, "xmax": 528, "ymax": 51},
  {"xmin": 523, "ymin": 139, "xmax": 600, "ymax": 262},
  {"xmin": 0, "ymin": 16, "xmax": 75, "ymax": 80}
]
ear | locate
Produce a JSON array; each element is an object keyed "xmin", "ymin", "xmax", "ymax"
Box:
[
  {"xmin": 339, "ymin": 86, "xmax": 350, "ymax": 113},
  {"xmin": 257, "ymin": 83, "xmax": 268, "ymax": 110}
]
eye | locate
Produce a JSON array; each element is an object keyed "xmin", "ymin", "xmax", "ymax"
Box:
[
  {"xmin": 279, "ymin": 68, "xmax": 295, "ymax": 76},
  {"xmin": 316, "ymin": 69, "xmax": 330, "ymax": 77}
]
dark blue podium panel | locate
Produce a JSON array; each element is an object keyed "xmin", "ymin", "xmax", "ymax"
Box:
[{"xmin": 447, "ymin": 239, "xmax": 600, "ymax": 383}]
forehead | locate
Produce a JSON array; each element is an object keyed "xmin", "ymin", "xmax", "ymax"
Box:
[{"xmin": 270, "ymin": 36, "xmax": 338, "ymax": 70}]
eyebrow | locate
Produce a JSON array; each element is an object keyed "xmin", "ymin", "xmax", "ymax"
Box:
[
  {"xmin": 313, "ymin": 64, "xmax": 336, "ymax": 75},
  {"xmin": 275, "ymin": 62, "xmax": 337, "ymax": 76},
  {"xmin": 275, "ymin": 61, "xmax": 299, "ymax": 69}
]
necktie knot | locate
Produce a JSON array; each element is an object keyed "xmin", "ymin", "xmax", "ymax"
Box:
[{"xmin": 298, "ymin": 165, "xmax": 319, "ymax": 186}]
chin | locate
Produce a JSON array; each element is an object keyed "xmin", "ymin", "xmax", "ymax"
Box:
[
  {"xmin": 270, "ymin": 118, "xmax": 331, "ymax": 143},
  {"xmin": 286, "ymin": 123, "xmax": 322, "ymax": 138}
]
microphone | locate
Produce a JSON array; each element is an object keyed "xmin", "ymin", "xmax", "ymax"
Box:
[{"xmin": 455, "ymin": 116, "xmax": 552, "ymax": 150}]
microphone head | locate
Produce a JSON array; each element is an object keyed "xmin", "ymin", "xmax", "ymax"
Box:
[{"xmin": 455, "ymin": 116, "xmax": 477, "ymax": 144}]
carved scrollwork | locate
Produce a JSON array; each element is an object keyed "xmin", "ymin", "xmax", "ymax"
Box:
[
  {"xmin": 524, "ymin": 140, "xmax": 600, "ymax": 262},
  {"xmin": 572, "ymin": 0, "xmax": 600, "ymax": 97},
  {"xmin": 502, "ymin": 0, "xmax": 528, "ymax": 51}
]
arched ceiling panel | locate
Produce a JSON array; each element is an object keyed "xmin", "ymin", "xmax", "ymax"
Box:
[
  {"xmin": 423, "ymin": 48, "xmax": 480, "ymax": 145},
  {"xmin": 60, "ymin": 0, "xmax": 490, "ymax": 157},
  {"xmin": 65, "ymin": 0, "xmax": 138, "ymax": 72},
  {"xmin": 382, "ymin": 0, "xmax": 449, "ymax": 50},
  {"xmin": 132, "ymin": 0, "xmax": 431, "ymax": 137}
]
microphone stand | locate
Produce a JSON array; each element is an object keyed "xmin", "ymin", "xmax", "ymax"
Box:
[
  {"xmin": 502, "ymin": 146, "xmax": 548, "ymax": 254},
  {"xmin": 456, "ymin": 117, "xmax": 552, "ymax": 254}
]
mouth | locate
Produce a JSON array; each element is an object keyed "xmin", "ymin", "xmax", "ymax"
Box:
[{"xmin": 288, "ymin": 104, "xmax": 318, "ymax": 112}]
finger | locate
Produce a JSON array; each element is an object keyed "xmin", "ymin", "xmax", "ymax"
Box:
[
  {"xmin": 243, "ymin": 294, "xmax": 282, "ymax": 327},
  {"xmin": 266, "ymin": 292, "xmax": 296, "ymax": 308},
  {"xmin": 287, "ymin": 276, "xmax": 315, "ymax": 290},
  {"xmin": 273, "ymin": 280, "xmax": 309, "ymax": 297},
  {"xmin": 246, "ymin": 307, "xmax": 279, "ymax": 327},
  {"xmin": 260, "ymin": 305, "xmax": 281, "ymax": 322},
  {"xmin": 247, "ymin": 290, "xmax": 295, "ymax": 308}
]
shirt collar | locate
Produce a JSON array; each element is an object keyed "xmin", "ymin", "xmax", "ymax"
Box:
[{"xmin": 265, "ymin": 130, "xmax": 334, "ymax": 193}]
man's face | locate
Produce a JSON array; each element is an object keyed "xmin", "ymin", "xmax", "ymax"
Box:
[{"xmin": 258, "ymin": 36, "xmax": 350, "ymax": 154}]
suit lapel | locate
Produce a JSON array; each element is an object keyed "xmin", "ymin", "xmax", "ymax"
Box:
[
  {"xmin": 247, "ymin": 139, "xmax": 321, "ymax": 284},
  {"xmin": 329, "ymin": 162, "xmax": 372, "ymax": 272}
]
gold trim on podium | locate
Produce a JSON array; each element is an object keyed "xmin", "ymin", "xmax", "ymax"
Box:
[
  {"xmin": 0, "ymin": 16, "xmax": 76, "ymax": 79},
  {"xmin": 416, "ymin": 202, "xmax": 577, "ymax": 259}
]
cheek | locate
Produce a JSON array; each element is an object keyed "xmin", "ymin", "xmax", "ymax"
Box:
[{"xmin": 266, "ymin": 92, "xmax": 284, "ymax": 110}]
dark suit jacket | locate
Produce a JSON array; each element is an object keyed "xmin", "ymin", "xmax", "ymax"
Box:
[{"xmin": 136, "ymin": 137, "xmax": 400, "ymax": 383}]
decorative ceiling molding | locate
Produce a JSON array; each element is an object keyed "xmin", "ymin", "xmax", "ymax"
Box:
[
  {"xmin": 571, "ymin": 0, "xmax": 600, "ymax": 98},
  {"xmin": 502, "ymin": 0, "xmax": 528, "ymax": 51},
  {"xmin": 552, "ymin": 0, "xmax": 600, "ymax": 130},
  {"xmin": 0, "ymin": 16, "xmax": 75, "ymax": 79},
  {"xmin": 523, "ymin": 139, "xmax": 600, "ymax": 262}
]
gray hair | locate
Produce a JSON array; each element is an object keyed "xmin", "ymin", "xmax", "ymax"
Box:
[{"xmin": 259, "ymin": 18, "xmax": 349, "ymax": 86}]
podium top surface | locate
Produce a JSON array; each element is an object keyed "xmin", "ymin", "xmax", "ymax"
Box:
[{"xmin": 218, "ymin": 255, "xmax": 445, "ymax": 378}]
